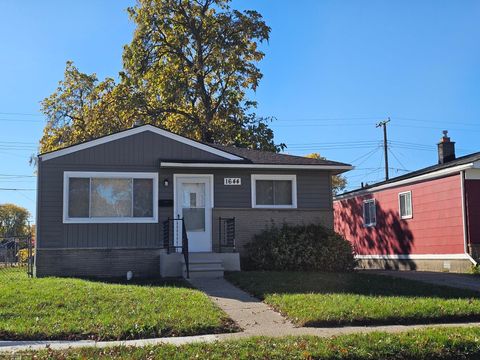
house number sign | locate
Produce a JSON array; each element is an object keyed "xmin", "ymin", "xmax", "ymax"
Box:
[{"xmin": 224, "ymin": 177, "xmax": 241, "ymax": 185}]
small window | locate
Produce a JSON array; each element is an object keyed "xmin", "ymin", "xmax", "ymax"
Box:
[
  {"xmin": 363, "ymin": 199, "xmax": 376, "ymax": 227},
  {"xmin": 64, "ymin": 172, "xmax": 158, "ymax": 223},
  {"xmin": 399, "ymin": 191, "xmax": 412, "ymax": 219},
  {"xmin": 251, "ymin": 175, "xmax": 297, "ymax": 208}
]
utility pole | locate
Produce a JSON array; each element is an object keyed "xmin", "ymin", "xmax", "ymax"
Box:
[{"xmin": 376, "ymin": 117, "xmax": 390, "ymax": 180}]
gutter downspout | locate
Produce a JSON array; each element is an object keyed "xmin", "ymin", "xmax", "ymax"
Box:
[{"xmin": 461, "ymin": 170, "xmax": 477, "ymax": 266}]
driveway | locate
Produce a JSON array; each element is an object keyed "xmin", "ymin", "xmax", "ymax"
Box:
[{"xmin": 369, "ymin": 270, "xmax": 480, "ymax": 293}]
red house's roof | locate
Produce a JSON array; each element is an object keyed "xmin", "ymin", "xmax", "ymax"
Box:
[{"xmin": 337, "ymin": 151, "xmax": 480, "ymax": 199}]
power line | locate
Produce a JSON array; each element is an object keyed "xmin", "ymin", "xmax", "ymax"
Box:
[
  {"xmin": 349, "ymin": 146, "xmax": 381, "ymax": 164},
  {"xmin": 0, "ymin": 118, "xmax": 42, "ymax": 123},
  {"xmin": 388, "ymin": 148, "xmax": 408, "ymax": 172},
  {"xmin": 0, "ymin": 141, "xmax": 37, "ymax": 145},
  {"xmin": 273, "ymin": 115, "xmax": 480, "ymax": 128},
  {"xmin": 0, "ymin": 112, "xmax": 42, "ymax": 116},
  {"xmin": 0, "ymin": 174, "xmax": 36, "ymax": 178},
  {"xmin": 354, "ymin": 146, "xmax": 383, "ymax": 167},
  {"xmin": 0, "ymin": 188, "xmax": 36, "ymax": 191}
]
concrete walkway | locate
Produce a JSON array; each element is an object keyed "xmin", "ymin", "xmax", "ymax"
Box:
[
  {"xmin": 188, "ymin": 277, "xmax": 299, "ymax": 336},
  {"xmin": 369, "ymin": 270, "xmax": 480, "ymax": 292},
  {"xmin": 2, "ymin": 276, "xmax": 480, "ymax": 354}
]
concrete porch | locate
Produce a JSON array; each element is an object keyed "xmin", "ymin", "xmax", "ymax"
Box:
[{"xmin": 159, "ymin": 252, "xmax": 240, "ymax": 278}]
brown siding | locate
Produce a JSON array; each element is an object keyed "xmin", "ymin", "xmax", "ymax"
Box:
[{"xmin": 212, "ymin": 208, "xmax": 333, "ymax": 255}]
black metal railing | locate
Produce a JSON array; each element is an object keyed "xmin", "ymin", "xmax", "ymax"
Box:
[
  {"xmin": 163, "ymin": 217, "xmax": 190, "ymax": 278},
  {"xmin": 218, "ymin": 217, "xmax": 236, "ymax": 252}
]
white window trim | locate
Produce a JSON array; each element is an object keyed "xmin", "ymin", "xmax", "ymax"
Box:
[
  {"xmin": 63, "ymin": 171, "xmax": 159, "ymax": 224},
  {"xmin": 251, "ymin": 174, "xmax": 297, "ymax": 209},
  {"xmin": 363, "ymin": 198, "xmax": 376, "ymax": 227},
  {"xmin": 398, "ymin": 191, "xmax": 413, "ymax": 219}
]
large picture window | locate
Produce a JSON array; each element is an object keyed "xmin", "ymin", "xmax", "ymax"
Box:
[
  {"xmin": 251, "ymin": 174, "xmax": 297, "ymax": 208},
  {"xmin": 63, "ymin": 172, "xmax": 158, "ymax": 223}
]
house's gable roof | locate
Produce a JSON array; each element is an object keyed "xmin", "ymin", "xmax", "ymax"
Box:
[
  {"xmin": 38, "ymin": 124, "xmax": 352, "ymax": 171},
  {"xmin": 336, "ymin": 151, "xmax": 480, "ymax": 199},
  {"xmin": 39, "ymin": 125, "xmax": 244, "ymax": 161}
]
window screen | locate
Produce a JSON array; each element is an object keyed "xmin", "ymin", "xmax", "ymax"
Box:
[
  {"xmin": 133, "ymin": 179, "xmax": 154, "ymax": 217},
  {"xmin": 399, "ymin": 192, "xmax": 412, "ymax": 219},
  {"xmin": 68, "ymin": 178, "xmax": 90, "ymax": 218},
  {"xmin": 255, "ymin": 180, "xmax": 293, "ymax": 206},
  {"xmin": 363, "ymin": 200, "xmax": 376, "ymax": 226}
]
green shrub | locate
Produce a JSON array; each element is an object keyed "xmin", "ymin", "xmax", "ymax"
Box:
[{"xmin": 243, "ymin": 223, "xmax": 355, "ymax": 272}]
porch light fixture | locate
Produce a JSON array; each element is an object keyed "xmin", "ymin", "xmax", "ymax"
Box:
[{"xmin": 163, "ymin": 178, "xmax": 169, "ymax": 187}]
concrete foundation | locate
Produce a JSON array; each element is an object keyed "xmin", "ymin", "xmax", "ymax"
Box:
[{"xmin": 356, "ymin": 258, "xmax": 473, "ymax": 273}]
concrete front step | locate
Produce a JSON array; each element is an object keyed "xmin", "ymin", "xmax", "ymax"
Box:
[
  {"xmin": 181, "ymin": 259, "xmax": 223, "ymax": 266},
  {"xmin": 159, "ymin": 252, "xmax": 240, "ymax": 278},
  {"xmin": 181, "ymin": 257, "xmax": 225, "ymax": 278},
  {"xmin": 184, "ymin": 268, "xmax": 224, "ymax": 279}
]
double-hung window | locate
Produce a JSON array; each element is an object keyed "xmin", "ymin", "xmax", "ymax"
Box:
[
  {"xmin": 363, "ymin": 199, "xmax": 376, "ymax": 227},
  {"xmin": 399, "ymin": 191, "xmax": 412, "ymax": 219},
  {"xmin": 63, "ymin": 172, "xmax": 158, "ymax": 223},
  {"xmin": 251, "ymin": 174, "xmax": 297, "ymax": 208}
]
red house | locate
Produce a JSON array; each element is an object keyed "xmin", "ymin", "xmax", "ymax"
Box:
[{"xmin": 334, "ymin": 132, "xmax": 480, "ymax": 272}]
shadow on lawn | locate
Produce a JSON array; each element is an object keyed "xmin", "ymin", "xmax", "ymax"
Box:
[{"xmin": 76, "ymin": 276, "xmax": 193, "ymax": 288}]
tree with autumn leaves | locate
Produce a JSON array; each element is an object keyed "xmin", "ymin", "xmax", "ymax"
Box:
[{"xmin": 40, "ymin": 0, "xmax": 284, "ymax": 153}]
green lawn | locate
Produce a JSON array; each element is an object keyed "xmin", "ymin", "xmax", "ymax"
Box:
[
  {"xmin": 226, "ymin": 271, "xmax": 480, "ymax": 326},
  {"xmin": 0, "ymin": 268, "xmax": 236, "ymax": 341},
  {"xmin": 20, "ymin": 327, "xmax": 480, "ymax": 359}
]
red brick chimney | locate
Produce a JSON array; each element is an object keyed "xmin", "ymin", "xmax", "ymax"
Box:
[{"xmin": 437, "ymin": 130, "xmax": 456, "ymax": 164}]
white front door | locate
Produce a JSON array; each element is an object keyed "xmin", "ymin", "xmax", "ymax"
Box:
[{"xmin": 174, "ymin": 175, "xmax": 213, "ymax": 252}]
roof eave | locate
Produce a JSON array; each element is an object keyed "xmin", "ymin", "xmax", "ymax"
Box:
[{"xmin": 160, "ymin": 162, "xmax": 354, "ymax": 170}]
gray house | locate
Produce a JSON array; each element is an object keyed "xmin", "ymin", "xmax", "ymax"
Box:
[{"xmin": 35, "ymin": 124, "xmax": 351, "ymax": 278}]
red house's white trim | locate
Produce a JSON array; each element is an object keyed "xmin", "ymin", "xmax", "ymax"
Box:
[{"xmin": 355, "ymin": 254, "xmax": 472, "ymax": 260}]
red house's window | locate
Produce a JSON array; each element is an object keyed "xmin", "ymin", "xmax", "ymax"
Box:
[
  {"xmin": 363, "ymin": 199, "xmax": 376, "ymax": 227},
  {"xmin": 399, "ymin": 191, "xmax": 413, "ymax": 219}
]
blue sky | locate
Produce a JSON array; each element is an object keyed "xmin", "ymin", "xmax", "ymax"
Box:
[{"xmin": 1, "ymin": 0, "xmax": 480, "ymax": 221}]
